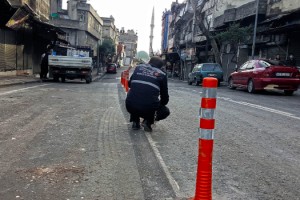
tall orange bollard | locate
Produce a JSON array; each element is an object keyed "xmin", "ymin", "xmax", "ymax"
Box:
[
  {"xmin": 123, "ymin": 70, "xmax": 129, "ymax": 92},
  {"xmin": 193, "ymin": 77, "xmax": 218, "ymax": 200},
  {"xmin": 125, "ymin": 79, "xmax": 129, "ymax": 92},
  {"xmin": 121, "ymin": 71, "xmax": 124, "ymax": 86}
]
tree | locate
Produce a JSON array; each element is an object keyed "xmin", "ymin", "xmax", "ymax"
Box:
[
  {"xmin": 214, "ymin": 23, "xmax": 252, "ymax": 46},
  {"xmin": 190, "ymin": 0, "xmax": 222, "ymax": 64},
  {"xmin": 99, "ymin": 39, "xmax": 116, "ymax": 56},
  {"xmin": 215, "ymin": 23, "xmax": 252, "ymax": 64},
  {"xmin": 98, "ymin": 39, "xmax": 116, "ymax": 64}
]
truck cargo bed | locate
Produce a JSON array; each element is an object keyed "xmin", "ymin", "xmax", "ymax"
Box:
[{"xmin": 49, "ymin": 55, "xmax": 92, "ymax": 68}]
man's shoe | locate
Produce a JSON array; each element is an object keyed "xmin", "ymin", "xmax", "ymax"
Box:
[
  {"xmin": 142, "ymin": 120, "xmax": 152, "ymax": 132},
  {"xmin": 132, "ymin": 122, "xmax": 141, "ymax": 130}
]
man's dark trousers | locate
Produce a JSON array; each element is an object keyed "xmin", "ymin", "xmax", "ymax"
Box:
[{"xmin": 126, "ymin": 103, "xmax": 170, "ymax": 124}]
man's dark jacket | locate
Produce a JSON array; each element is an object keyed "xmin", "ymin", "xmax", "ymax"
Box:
[{"xmin": 126, "ymin": 64, "xmax": 169, "ymax": 111}]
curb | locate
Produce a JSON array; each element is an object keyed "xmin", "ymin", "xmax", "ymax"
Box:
[
  {"xmin": 0, "ymin": 79, "xmax": 41, "ymax": 88},
  {"xmin": 0, "ymin": 73, "xmax": 106, "ymax": 88},
  {"xmin": 92, "ymin": 73, "xmax": 105, "ymax": 82}
]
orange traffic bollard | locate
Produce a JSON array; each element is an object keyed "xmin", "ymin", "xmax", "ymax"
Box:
[
  {"xmin": 121, "ymin": 71, "xmax": 124, "ymax": 86},
  {"xmin": 125, "ymin": 78, "xmax": 129, "ymax": 92},
  {"xmin": 192, "ymin": 77, "xmax": 218, "ymax": 200},
  {"xmin": 124, "ymin": 70, "xmax": 129, "ymax": 92},
  {"xmin": 121, "ymin": 70, "xmax": 129, "ymax": 92}
]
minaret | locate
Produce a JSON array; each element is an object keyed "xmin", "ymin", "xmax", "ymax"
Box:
[{"xmin": 149, "ymin": 7, "xmax": 154, "ymax": 57}]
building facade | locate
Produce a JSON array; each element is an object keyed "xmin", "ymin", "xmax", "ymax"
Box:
[
  {"xmin": 101, "ymin": 16, "xmax": 119, "ymax": 56},
  {"xmin": 118, "ymin": 28, "xmax": 138, "ymax": 66},
  {"xmin": 0, "ymin": 0, "xmax": 64, "ymax": 76},
  {"xmin": 102, "ymin": 16, "xmax": 118, "ymax": 42},
  {"xmin": 50, "ymin": 0, "xmax": 103, "ymax": 56},
  {"xmin": 161, "ymin": 9, "xmax": 172, "ymax": 53},
  {"xmin": 163, "ymin": 0, "xmax": 300, "ymax": 81}
]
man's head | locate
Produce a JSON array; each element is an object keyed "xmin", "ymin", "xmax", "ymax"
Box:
[{"xmin": 149, "ymin": 56, "xmax": 164, "ymax": 69}]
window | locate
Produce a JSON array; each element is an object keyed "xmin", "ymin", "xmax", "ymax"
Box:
[
  {"xmin": 79, "ymin": 12, "xmax": 85, "ymax": 21},
  {"xmin": 202, "ymin": 63, "xmax": 222, "ymax": 71},
  {"xmin": 246, "ymin": 61, "xmax": 255, "ymax": 69},
  {"xmin": 65, "ymin": 33, "xmax": 70, "ymax": 42},
  {"xmin": 193, "ymin": 64, "xmax": 201, "ymax": 72},
  {"xmin": 258, "ymin": 60, "xmax": 271, "ymax": 68},
  {"xmin": 239, "ymin": 62, "xmax": 249, "ymax": 70}
]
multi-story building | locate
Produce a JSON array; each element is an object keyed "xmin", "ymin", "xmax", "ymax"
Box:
[
  {"xmin": 118, "ymin": 28, "xmax": 138, "ymax": 66},
  {"xmin": 102, "ymin": 16, "xmax": 118, "ymax": 42},
  {"xmin": 50, "ymin": 0, "xmax": 103, "ymax": 57},
  {"xmin": 0, "ymin": 0, "xmax": 64, "ymax": 76},
  {"xmin": 23, "ymin": 0, "xmax": 50, "ymax": 22},
  {"xmin": 101, "ymin": 16, "xmax": 119, "ymax": 57},
  {"xmin": 164, "ymin": 0, "xmax": 300, "ymax": 81},
  {"xmin": 259, "ymin": 0, "xmax": 300, "ymax": 63},
  {"xmin": 161, "ymin": 9, "xmax": 172, "ymax": 53}
]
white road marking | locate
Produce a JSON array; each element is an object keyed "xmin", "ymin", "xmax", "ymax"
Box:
[
  {"xmin": 0, "ymin": 84, "xmax": 50, "ymax": 96},
  {"xmin": 218, "ymin": 96, "xmax": 300, "ymax": 120},
  {"xmin": 144, "ymin": 132, "xmax": 181, "ymax": 197}
]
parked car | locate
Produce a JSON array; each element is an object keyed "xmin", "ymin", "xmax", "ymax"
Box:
[
  {"xmin": 188, "ymin": 63, "xmax": 224, "ymax": 86},
  {"xmin": 228, "ymin": 59, "xmax": 300, "ymax": 95},
  {"xmin": 106, "ymin": 63, "xmax": 117, "ymax": 74}
]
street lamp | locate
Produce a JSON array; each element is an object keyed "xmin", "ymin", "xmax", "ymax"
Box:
[{"xmin": 251, "ymin": 0, "xmax": 260, "ymax": 59}]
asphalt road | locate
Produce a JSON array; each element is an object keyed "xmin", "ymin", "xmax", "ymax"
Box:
[{"xmin": 0, "ymin": 69, "xmax": 299, "ymax": 200}]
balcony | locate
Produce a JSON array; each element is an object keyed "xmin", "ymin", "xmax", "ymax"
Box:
[
  {"xmin": 224, "ymin": 8, "xmax": 236, "ymax": 23},
  {"xmin": 52, "ymin": 18, "xmax": 86, "ymax": 30},
  {"xmin": 213, "ymin": 15, "xmax": 224, "ymax": 28},
  {"xmin": 235, "ymin": 0, "xmax": 267, "ymax": 20}
]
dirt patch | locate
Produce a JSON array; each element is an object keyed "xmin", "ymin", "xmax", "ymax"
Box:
[{"xmin": 16, "ymin": 165, "xmax": 85, "ymax": 184}]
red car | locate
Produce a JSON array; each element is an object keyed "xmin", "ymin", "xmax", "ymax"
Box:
[
  {"xmin": 106, "ymin": 63, "xmax": 117, "ymax": 74},
  {"xmin": 228, "ymin": 59, "xmax": 300, "ymax": 95}
]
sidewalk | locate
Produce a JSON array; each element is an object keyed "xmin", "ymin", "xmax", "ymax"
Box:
[{"xmin": 0, "ymin": 70, "xmax": 105, "ymax": 88}]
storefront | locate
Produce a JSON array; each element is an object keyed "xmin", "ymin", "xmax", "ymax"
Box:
[
  {"xmin": 0, "ymin": 1, "xmax": 66, "ymax": 76},
  {"xmin": 161, "ymin": 52, "xmax": 181, "ymax": 78}
]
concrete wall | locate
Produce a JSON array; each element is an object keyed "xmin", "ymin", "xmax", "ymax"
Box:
[
  {"xmin": 213, "ymin": 0, "xmax": 254, "ymax": 17},
  {"xmin": 87, "ymin": 13, "xmax": 102, "ymax": 39},
  {"xmin": 267, "ymin": 0, "xmax": 300, "ymax": 16},
  {"xmin": 67, "ymin": 0, "xmax": 78, "ymax": 20},
  {"xmin": 21, "ymin": 0, "xmax": 50, "ymax": 21},
  {"xmin": 102, "ymin": 17, "xmax": 117, "ymax": 40}
]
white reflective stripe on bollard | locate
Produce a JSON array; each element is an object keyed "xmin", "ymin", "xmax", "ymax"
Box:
[
  {"xmin": 199, "ymin": 108, "xmax": 215, "ymax": 119},
  {"xmin": 202, "ymin": 88, "xmax": 217, "ymax": 98},
  {"xmin": 198, "ymin": 128, "xmax": 214, "ymax": 139}
]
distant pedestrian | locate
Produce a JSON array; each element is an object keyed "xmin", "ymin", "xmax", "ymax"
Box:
[
  {"xmin": 40, "ymin": 49, "xmax": 51, "ymax": 79},
  {"xmin": 126, "ymin": 56, "xmax": 170, "ymax": 132},
  {"xmin": 285, "ymin": 53, "xmax": 297, "ymax": 66},
  {"xmin": 275, "ymin": 54, "xmax": 281, "ymax": 61}
]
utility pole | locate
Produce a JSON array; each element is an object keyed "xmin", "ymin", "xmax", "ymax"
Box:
[{"xmin": 251, "ymin": 0, "xmax": 259, "ymax": 59}]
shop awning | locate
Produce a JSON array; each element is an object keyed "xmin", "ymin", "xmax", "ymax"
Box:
[
  {"xmin": 260, "ymin": 22, "xmax": 300, "ymax": 35},
  {"xmin": 162, "ymin": 52, "xmax": 181, "ymax": 62},
  {"xmin": 32, "ymin": 18, "xmax": 65, "ymax": 35},
  {"xmin": 5, "ymin": 5, "xmax": 30, "ymax": 29}
]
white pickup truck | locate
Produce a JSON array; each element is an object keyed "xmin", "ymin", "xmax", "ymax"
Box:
[{"xmin": 48, "ymin": 55, "xmax": 93, "ymax": 83}]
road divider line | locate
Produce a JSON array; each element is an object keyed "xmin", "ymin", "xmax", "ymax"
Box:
[
  {"xmin": 0, "ymin": 84, "xmax": 50, "ymax": 96},
  {"xmin": 144, "ymin": 132, "xmax": 181, "ymax": 198},
  {"xmin": 218, "ymin": 96, "xmax": 300, "ymax": 120}
]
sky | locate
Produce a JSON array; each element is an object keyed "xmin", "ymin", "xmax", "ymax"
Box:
[{"xmin": 63, "ymin": 0, "xmax": 184, "ymax": 53}]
